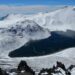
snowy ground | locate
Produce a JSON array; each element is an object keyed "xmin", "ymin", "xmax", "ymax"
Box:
[
  {"xmin": 0, "ymin": 47, "xmax": 75, "ymax": 71},
  {"xmin": 0, "ymin": 47, "xmax": 75, "ymax": 75},
  {"xmin": 0, "ymin": 6, "xmax": 75, "ymax": 75}
]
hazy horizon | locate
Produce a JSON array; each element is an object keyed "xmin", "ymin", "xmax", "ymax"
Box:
[
  {"xmin": 0, "ymin": 5, "xmax": 73, "ymax": 17},
  {"xmin": 0, "ymin": 0, "xmax": 75, "ymax": 16}
]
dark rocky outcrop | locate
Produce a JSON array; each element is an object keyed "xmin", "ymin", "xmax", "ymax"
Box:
[
  {"xmin": 0, "ymin": 60, "xmax": 75, "ymax": 75},
  {"xmin": 17, "ymin": 60, "xmax": 35, "ymax": 75},
  {"xmin": 39, "ymin": 61, "xmax": 75, "ymax": 75},
  {"xmin": 0, "ymin": 68, "xmax": 9, "ymax": 75}
]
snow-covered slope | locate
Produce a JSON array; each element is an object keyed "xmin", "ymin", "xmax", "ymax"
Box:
[
  {"xmin": 27, "ymin": 6, "xmax": 75, "ymax": 31},
  {"xmin": 9, "ymin": 47, "xmax": 75, "ymax": 72},
  {"xmin": 0, "ymin": 14, "xmax": 25, "ymax": 28},
  {"xmin": 0, "ymin": 6, "xmax": 75, "ymax": 31},
  {"xmin": 52, "ymin": 47, "xmax": 75, "ymax": 58},
  {"xmin": 0, "ymin": 6, "xmax": 75, "ymax": 74},
  {"xmin": 1, "ymin": 48, "xmax": 75, "ymax": 71}
]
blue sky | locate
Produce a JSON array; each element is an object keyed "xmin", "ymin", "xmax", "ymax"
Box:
[{"xmin": 0, "ymin": 0, "xmax": 75, "ymax": 5}]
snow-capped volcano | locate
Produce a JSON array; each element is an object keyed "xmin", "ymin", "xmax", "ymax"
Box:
[
  {"xmin": 8, "ymin": 20, "xmax": 50, "ymax": 39},
  {"xmin": 0, "ymin": 19, "xmax": 50, "ymax": 57}
]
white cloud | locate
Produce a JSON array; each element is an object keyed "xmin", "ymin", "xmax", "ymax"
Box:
[
  {"xmin": 0, "ymin": 5, "xmax": 63, "ymax": 17},
  {"xmin": 0, "ymin": 5, "xmax": 50, "ymax": 11}
]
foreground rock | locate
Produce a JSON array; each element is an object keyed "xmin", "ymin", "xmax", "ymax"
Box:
[
  {"xmin": 39, "ymin": 61, "xmax": 75, "ymax": 75},
  {"xmin": 17, "ymin": 60, "xmax": 35, "ymax": 75},
  {"xmin": 0, "ymin": 68, "xmax": 8, "ymax": 75},
  {"xmin": 0, "ymin": 60, "xmax": 75, "ymax": 75}
]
